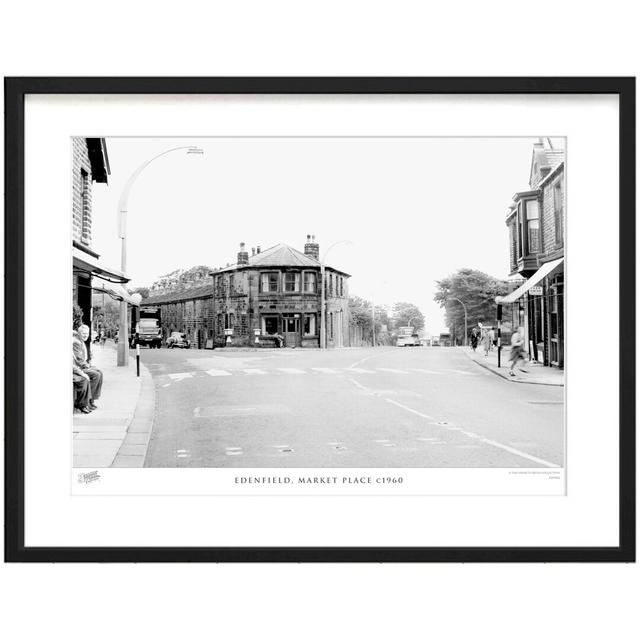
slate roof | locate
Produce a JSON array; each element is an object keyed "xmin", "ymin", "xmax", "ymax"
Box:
[
  {"xmin": 530, "ymin": 145, "xmax": 565, "ymax": 188},
  {"xmin": 216, "ymin": 243, "xmax": 350, "ymax": 276},
  {"xmin": 144, "ymin": 283, "xmax": 214, "ymax": 305}
]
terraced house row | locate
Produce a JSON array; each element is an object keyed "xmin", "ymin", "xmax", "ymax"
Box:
[
  {"xmin": 499, "ymin": 139, "xmax": 565, "ymax": 368},
  {"xmin": 144, "ymin": 236, "xmax": 351, "ymax": 348}
]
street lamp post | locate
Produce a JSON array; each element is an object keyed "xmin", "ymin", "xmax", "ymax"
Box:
[
  {"xmin": 319, "ymin": 240, "xmax": 352, "ymax": 349},
  {"xmin": 116, "ymin": 145, "xmax": 203, "ymax": 366},
  {"xmin": 371, "ymin": 299, "xmax": 376, "ymax": 348},
  {"xmin": 448, "ymin": 297, "xmax": 468, "ymax": 346}
]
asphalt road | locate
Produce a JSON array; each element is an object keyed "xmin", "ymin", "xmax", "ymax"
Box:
[{"xmin": 142, "ymin": 346, "xmax": 564, "ymax": 468}]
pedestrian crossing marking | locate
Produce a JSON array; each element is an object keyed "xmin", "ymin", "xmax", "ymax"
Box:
[
  {"xmin": 168, "ymin": 372, "xmax": 195, "ymax": 381},
  {"xmin": 164, "ymin": 365, "xmax": 486, "ymax": 379}
]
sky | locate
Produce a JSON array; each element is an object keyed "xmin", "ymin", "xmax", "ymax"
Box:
[{"xmin": 90, "ymin": 136, "xmax": 564, "ymax": 334}]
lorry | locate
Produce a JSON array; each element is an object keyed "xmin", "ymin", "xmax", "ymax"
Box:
[
  {"xmin": 396, "ymin": 326, "xmax": 420, "ymax": 347},
  {"xmin": 130, "ymin": 306, "xmax": 162, "ymax": 348},
  {"xmin": 438, "ymin": 332, "xmax": 452, "ymax": 347}
]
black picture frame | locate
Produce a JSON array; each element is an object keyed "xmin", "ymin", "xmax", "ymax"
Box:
[{"xmin": 4, "ymin": 77, "xmax": 635, "ymax": 563}]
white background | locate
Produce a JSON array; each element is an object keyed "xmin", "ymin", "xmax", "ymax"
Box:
[
  {"xmin": 27, "ymin": 94, "xmax": 607, "ymax": 546},
  {"xmin": 1, "ymin": 2, "xmax": 638, "ymax": 639}
]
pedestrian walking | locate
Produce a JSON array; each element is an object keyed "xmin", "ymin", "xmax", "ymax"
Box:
[
  {"xmin": 488, "ymin": 327, "xmax": 496, "ymax": 350},
  {"xmin": 470, "ymin": 328, "xmax": 479, "ymax": 352},
  {"xmin": 481, "ymin": 328, "xmax": 492, "ymax": 357},
  {"xmin": 509, "ymin": 326, "xmax": 527, "ymax": 376}
]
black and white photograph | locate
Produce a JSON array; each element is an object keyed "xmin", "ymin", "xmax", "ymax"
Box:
[
  {"xmin": 72, "ymin": 136, "xmax": 566, "ymax": 476},
  {"xmin": 7, "ymin": 76, "xmax": 632, "ymax": 563}
]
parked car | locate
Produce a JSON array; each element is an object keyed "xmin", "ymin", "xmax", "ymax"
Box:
[{"xmin": 166, "ymin": 332, "xmax": 190, "ymax": 349}]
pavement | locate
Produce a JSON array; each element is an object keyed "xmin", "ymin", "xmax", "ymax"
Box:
[
  {"xmin": 141, "ymin": 345, "xmax": 565, "ymax": 468},
  {"xmin": 73, "ymin": 341, "xmax": 156, "ymax": 468},
  {"xmin": 464, "ymin": 346, "xmax": 564, "ymax": 386}
]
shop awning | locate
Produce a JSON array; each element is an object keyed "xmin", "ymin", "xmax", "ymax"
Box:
[
  {"xmin": 496, "ymin": 257, "xmax": 564, "ymax": 304},
  {"xmin": 92, "ymin": 275, "xmax": 140, "ymax": 306},
  {"xmin": 73, "ymin": 247, "xmax": 129, "ymax": 284}
]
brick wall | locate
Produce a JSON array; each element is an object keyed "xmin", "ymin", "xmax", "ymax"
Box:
[
  {"xmin": 540, "ymin": 168, "xmax": 564, "ymax": 258},
  {"xmin": 326, "ymin": 273, "xmax": 351, "ymax": 347},
  {"xmin": 212, "ymin": 267, "xmax": 352, "ymax": 347},
  {"xmin": 158, "ymin": 297, "xmax": 215, "ymax": 347},
  {"xmin": 72, "ymin": 138, "xmax": 93, "ymax": 246}
]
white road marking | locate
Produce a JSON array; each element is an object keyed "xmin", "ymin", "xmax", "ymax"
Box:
[
  {"xmin": 225, "ymin": 447, "xmax": 242, "ymax": 451},
  {"xmin": 385, "ymin": 398, "xmax": 434, "ymax": 420},
  {"xmin": 347, "ymin": 351, "xmax": 390, "ymax": 369},
  {"xmin": 161, "ymin": 383, "xmax": 171, "ymax": 388},
  {"xmin": 387, "ymin": 398, "xmax": 559, "ymax": 468},
  {"xmin": 242, "ymin": 369, "xmax": 268, "ymax": 375},
  {"xmin": 277, "ymin": 367, "xmax": 306, "ymax": 374},
  {"xmin": 312, "ymin": 367, "xmax": 339, "ymax": 374},
  {"xmin": 445, "ymin": 369, "xmax": 475, "ymax": 375},
  {"xmin": 373, "ymin": 439, "xmax": 390, "ymax": 443},
  {"xmin": 377, "ymin": 368, "xmax": 409, "ymax": 374},
  {"xmin": 348, "ymin": 367, "xmax": 377, "ymax": 374},
  {"xmin": 459, "ymin": 433, "xmax": 559, "ymax": 468},
  {"xmin": 348, "ymin": 378, "xmax": 370, "ymax": 392},
  {"xmin": 168, "ymin": 372, "xmax": 195, "ymax": 381},
  {"xmin": 410, "ymin": 368, "xmax": 443, "ymax": 375},
  {"xmin": 205, "ymin": 369, "xmax": 232, "ymax": 377},
  {"xmin": 225, "ymin": 450, "xmax": 243, "ymax": 456}
]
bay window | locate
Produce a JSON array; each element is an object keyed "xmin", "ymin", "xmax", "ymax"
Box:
[
  {"xmin": 260, "ymin": 272, "xmax": 279, "ymax": 292},
  {"xmin": 303, "ymin": 271, "xmax": 317, "ymax": 293},
  {"xmin": 525, "ymin": 199, "xmax": 540, "ymax": 254},
  {"xmin": 284, "ymin": 272, "xmax": 301, "ymax": 292}
]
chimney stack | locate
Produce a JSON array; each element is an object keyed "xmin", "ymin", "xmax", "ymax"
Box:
[
  {"xmin": 257, "ymin": 245, "xmax": 261, "ymax": 254},
  {"xmin": 237, "ymin": 242, "xmax": 249, "ymax": 266},
  {"xmin": 251, "ymin": 247, "xmax": 256, "ymax": 256},
  {"xmin": 304, "ymin": 234, "xmax": 319, "ymax": 261}
]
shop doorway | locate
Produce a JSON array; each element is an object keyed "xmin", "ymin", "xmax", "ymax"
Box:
[{"xmin": 282, "ymin": 314, "xmax": 301, "ymax": 347}]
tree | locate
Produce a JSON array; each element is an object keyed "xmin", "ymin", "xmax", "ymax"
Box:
[
  {"xmin": 391, "ymin": 302, "xmax": 425, "ymax": 330},
  {"xmin": 348, "ymin": 296, "xmax": 392, "ymax": 344},
  {"xmin": 73, "ymin": 304, "xmax": 83, "ymax": 330},
  {"xmin": 129, "ymin": 286, "xmax": 150, "ymax": 300},
  {"xmin": 434, "ymin": 268, "xmax": 510, "ymax": 343}
]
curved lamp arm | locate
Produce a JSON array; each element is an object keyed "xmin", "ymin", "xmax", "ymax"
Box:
[
  {"xmin": 321, "ymin": 239, "xmax": 353, "ymax": 265},
  {"xmin": 117, "ymin": 146, "xmax": 203, "ymax": 238}
]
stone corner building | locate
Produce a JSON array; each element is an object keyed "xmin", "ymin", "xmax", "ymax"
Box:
[
  {"xmin": 215, "ymin": 237, "xmax": 350, "ymax": 347},
  {"xmin": 145, "ymin": 236, "xmax": 351, "ymax": 348},
  {"xmin": 501, "ymin": 139, "xmax": 565, "ymax": 367}
]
